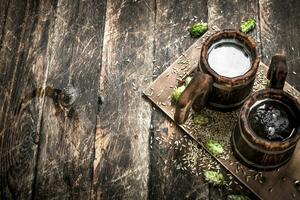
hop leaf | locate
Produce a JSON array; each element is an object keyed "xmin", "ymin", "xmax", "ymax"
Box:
[
  {"xmin": 203, "ymin": 170, "xmax": 225, "ymax": 186},
  {"xmin": 189, "ymin": 22, "xmax": 208, "ymax": 38},
  {"xmin": 240, "ymin": 18, "xmax": 256, "ymax": 33},
  {"xmin": 205, "ymin": 139, "xmax": 224, "ymax": 156}
]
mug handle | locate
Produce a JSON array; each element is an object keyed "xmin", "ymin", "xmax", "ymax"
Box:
[
  {"xmin": 174, "ymin": 72, "xmax": 213, "ymax": 124},
  {"xmin": 267, "ymin": 54, "xmax": 288, "ymax": 90}
]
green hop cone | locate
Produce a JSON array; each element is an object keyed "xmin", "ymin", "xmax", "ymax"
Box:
[
  {"xmin": 205, "ymin": 139, "xmax": 224, "ymax": 156},
  {"xmin": 240, "ymin": 18, "xmax": 256, "ymax": 33},
  {"xmin": 171, "ymin": 85, "xmax": 186, "ymax": 103},
  {"xmin": 189, "ymin": 22, "xmax": 208, "ymax": 38},
  {"xmin": 193, "ymin": 114, "xmax": 210, "ymax": 126},
  {"xmin": 171, "ymin": 76, "xmax": 192, "ymax": 103},
  {"xmin": 227, "ymin": 195, "xmax": 251, "ymax": 200},
  {"xmin": 203, "ymin": 170, "xmax": 225, "ymax": 186}
]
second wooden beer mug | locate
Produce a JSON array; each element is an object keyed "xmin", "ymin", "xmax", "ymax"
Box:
[
  {"xmin": 232, "ymin": 55, "xmax": 300, "ymax": 170},
  {"xmin": 175, "ymin": 30, "xmax": 260, "ymax": 124}
]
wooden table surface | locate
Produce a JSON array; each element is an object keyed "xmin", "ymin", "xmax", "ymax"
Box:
[{"xmin": 0, "ymin": 0, "xmax": 299, "ymax": 199}]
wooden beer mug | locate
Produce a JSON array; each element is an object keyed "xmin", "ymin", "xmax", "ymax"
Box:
[
  {"xmin": 175, "ymin": 30, "xmax": 260, "ymax": 124},
  {"xmin": 232, "ymin": 55, "xmax": 300, "ymax": 170}
]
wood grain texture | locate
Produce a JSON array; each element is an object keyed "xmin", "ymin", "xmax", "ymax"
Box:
[
  {"xmin": 207, "ymin": 0, "xmax": 260, "ymax": 41},
  {"xmin": 33, "ymin": 0, "xmax": 106, "ymax": 199},
  {"xmin": 0, "ymin": 0, "xmax": 10, "ymax": 49},
  {"xmin": 93, "ymin": 0, "xmax": 154, "ymax": 199},
  {"xmin": 260, "ymin": 0, "xmax": 300, "ymax": 90},
  {"xmin": 0, "ymin": 0, "xmax": 57, "ymax": 199},
  {"xmin": 0, "ymin": 0, "xmax": 298, "ymax": 199},
  {"xmin": 149, "ymin": 0, "xmax": 211, "ymax": 199}
]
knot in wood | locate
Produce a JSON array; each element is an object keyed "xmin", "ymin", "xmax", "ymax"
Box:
[{"xmin": 59, "ymin": 84, "xmax": 78, "ymax": 107}]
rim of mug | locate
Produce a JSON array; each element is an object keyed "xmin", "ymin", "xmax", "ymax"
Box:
[
  {"xmin": 200, "ymin": 29, "xmax": 260, "ymax": 88},
  {"xmin": 239, "ymin": 88, "xmax": 300, "ymax": 151}
]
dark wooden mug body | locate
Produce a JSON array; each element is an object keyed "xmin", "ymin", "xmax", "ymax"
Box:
[
  {"xmin": 175, "ymin": 30, "xmax": 259, "ymax": 124},
  {"xmin": 199, "ymin": 30, "xmax": 260, "ymax": 111},
  {"xmin": 232, "ymin": 89, "xmax": 300, "ymax": 170}
]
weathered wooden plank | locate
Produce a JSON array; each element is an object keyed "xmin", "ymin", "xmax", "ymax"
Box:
[
  {"xmin": 207, "ymin": 0, "xmax": 260, "ymax": 40},
  {"xmin": 260, "ymin": 0, "xmax": 300, "ymax": 90},
  {"xmin": 92, "ymin": 0, "xmax": 154, "ymax": 199},
  {"xmin": 0, "ymin": 0, "xmax": 10, "ymax": 49},
  {"xmin": 0, "ymin": 0, "xmax": 57, "ymax": 199},
  {"xmin": 149, "ymin": 0, "xmax": 211, "ymax": 199},
  {"xmin": 33, "ymin": 0, "xmax": 106, "ymax": 199}
]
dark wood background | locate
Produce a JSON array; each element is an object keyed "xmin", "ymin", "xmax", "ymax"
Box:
[{"xmin": 0, "ymin": 0, "xmax": 299, "ymax": 199}]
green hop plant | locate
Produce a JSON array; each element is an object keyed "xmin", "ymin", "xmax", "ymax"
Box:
[
  {"xmin": 203, "ymin": 170, "xmax": 225, "ymax": 186},
  {"xmin": 171, "ymin": 85, "xmax": 186, "ymax": 103},
  {"xmin": 193, "ymin": 114, "xmax": 210, "ymax": 126},
  {"xmin": 189, "ymin": 22, "xmax": 208, "ymax": 38},
  {"xmin": 240, "ymin": 18, "xmax": 256, "ymax": 33},
  {"xmin": 184, "ymin": 76, "xmax": 192, "ymax": 86},
  {"xmin": 205, "ymin": 139, "xmax": 224, "ymax": 156}
]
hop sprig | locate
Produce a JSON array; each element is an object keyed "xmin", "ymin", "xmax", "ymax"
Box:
[
  {"xmin": 170, "ymin": 76, "xmax": 192, "ymax": 103},
  {"xmin": 203, "ymin": 170, "xmax": 225, "ymax": 186},
  {"xmin": 205, "ymin": 139, "xmax": 224, "ymax": 156},
  {"xmin": 240, "ymin": 18, "xmax": 256, "ymax": 33},
  {"xmin": 171, "ymin": 85, "xmax": 186, "ymax": 103},
  {"xmin": 189, "ymin": 22, "xmax": 208, "ymax": 38}
]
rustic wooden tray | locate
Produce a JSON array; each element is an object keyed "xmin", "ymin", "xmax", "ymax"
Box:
[{"xmin": 143, "ymin": 29, "xmax": 300, "ymax": 200}]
